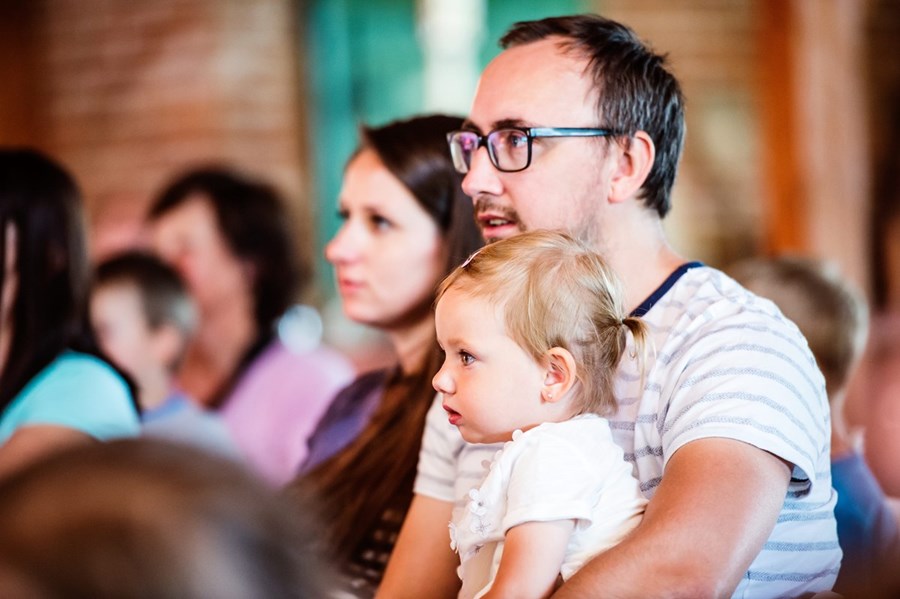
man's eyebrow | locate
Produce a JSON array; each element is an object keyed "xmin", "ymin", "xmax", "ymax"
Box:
[
  {"xmin": 460, "ymin": 119, "xmax": 481, "ymax": 132},
  {"xmin": 460, "ymin": 118, "xmax": 531, "ymax": 133},
  {"xmin": 494, "ymin": 118, "xmax": 529, "ymax": 129}
]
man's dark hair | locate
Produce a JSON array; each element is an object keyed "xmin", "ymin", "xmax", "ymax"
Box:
[
  {"xmin": 148, "ymin": 167, "xmax": 305, "ymax": 332},
  {"xmin": 502, "ymin": 14, "xmax": 685, "ymax": 218}
]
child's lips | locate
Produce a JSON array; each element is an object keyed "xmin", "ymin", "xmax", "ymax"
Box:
[{"xmin": 442, "ymin": 403, "xmax": 461, "ymax": 426}]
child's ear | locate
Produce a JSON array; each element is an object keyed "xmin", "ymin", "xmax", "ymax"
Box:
[
  {"xmin": 541, "ymin": 347, "xmax": 577, "ymax": 403},
  {"xmin": 150, "ymin": 323, "xmax": 185, "ymax": 373}
]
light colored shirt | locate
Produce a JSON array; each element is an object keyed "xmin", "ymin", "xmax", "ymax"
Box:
[
  {"xmin": 451, "ymin": 415, "xmax": 646, "ymax": 599},
  {"xmin": 416, "ymin": 265, "xmax": 840, "ymax": 598}
]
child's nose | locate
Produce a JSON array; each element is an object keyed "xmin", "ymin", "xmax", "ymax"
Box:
[{"xmin": 432, "ymin": 364, "xmax": 454, "ymax": 395}]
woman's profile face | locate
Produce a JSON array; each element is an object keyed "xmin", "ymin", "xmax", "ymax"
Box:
[
  {"xmin": 150, "ymin": 196, "xmax": 252, "ymax": 315},
  {"xmin": 326, "ymin": 149, "xmax": 446, "ymax": 331}
]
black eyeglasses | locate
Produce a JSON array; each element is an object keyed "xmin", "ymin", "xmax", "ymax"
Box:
[{"xmin": 446, "ymin": 127, "xmax": 623, "ymax": 174}]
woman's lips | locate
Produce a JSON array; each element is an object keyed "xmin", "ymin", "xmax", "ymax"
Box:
[{"xmin": 336, "ymin": 277, "xmax": 363, "ymax": 294}]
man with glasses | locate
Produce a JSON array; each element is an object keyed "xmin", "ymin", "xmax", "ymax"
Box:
[{"xmin": 379, "ymin": 14, "xmax": 840, "ymax": 598}]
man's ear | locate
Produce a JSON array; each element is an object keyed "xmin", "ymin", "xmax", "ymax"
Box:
[
  {"xmin": 541, "ymin": 347, "xmax": 577, "ymax": 403},
  {"xmin": 608, "ymin": 130, "xmax": 655, "ymax": 204}
]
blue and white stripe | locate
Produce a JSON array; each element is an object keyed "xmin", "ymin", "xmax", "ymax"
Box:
[{"xmin": 415, "ymin": 266, "xmax": 840, "ymax": 598}]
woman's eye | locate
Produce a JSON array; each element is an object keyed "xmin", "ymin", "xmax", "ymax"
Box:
[
  {"xmin": 459, "ymin": 351, "xmax": 474, "ymax": 366},
  {"xmin": 336, "ymin": 208, "xmax": 349, "ymax": 221},
  {"xmin": 370, "ymin": 214, "xmax": 391, "ymax": 230}
]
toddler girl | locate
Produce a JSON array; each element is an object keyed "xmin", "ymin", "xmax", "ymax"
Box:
[{"xmin": 433, "ymin": 230, "xmax": 649, "ymax": 599}]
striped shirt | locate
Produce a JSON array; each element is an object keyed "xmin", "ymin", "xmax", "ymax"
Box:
[{"xmin": 414, "ymin": 265, "xmax": 840, "ymax": 598}]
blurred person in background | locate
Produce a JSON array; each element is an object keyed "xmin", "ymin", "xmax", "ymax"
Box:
[
  {"xmin": 91, "ymin": 250, "xmax": 239, "ymax": 458},
  {"xmin": 0, "ymin": 438, "xmax": 333, "ymax": 599},
  {"xmin": 732, "ymin": 256, "xmax": 900, "ymax": 599},
  {"xmin": 0, "ymin": 148, "xmax": 139, "ymax": 480},
  {"xmin": 848, "ymin": 171, "xmax": 900, "ymax": 515},
  {"xmin": 147, "ymin": 166, "xmax": 353, "ymax": 485},
  {"xmin": 291, "ymin": 114, "xmax": 482, "ymax": 597}
]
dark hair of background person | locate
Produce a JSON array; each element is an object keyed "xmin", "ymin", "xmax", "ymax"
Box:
[
  {"xmin": 0, "ymin": 148, "xmax": 136, "ymax": 414},
  {"xmin": 295, "ymin": 114, "xmax": 483, "ymax": 567},
  {"xmin": 94, "ymin": 250, "xmax": 196, "ymax": 339},
  {"xmin": 0, "ymin": 438, "xmax": 333, "ymax": 599},
  {"xmin": 147, "ymin": 166, "xmax": 306, "ymax": 335},
  {"xmin": 501, "ymin": 14, "xmax": 685, "ymax": 219}
]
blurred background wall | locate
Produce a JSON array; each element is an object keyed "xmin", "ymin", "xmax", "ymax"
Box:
[{"xmin": 1, "ymin": 0, "xmax": 899, "ymax": 381}]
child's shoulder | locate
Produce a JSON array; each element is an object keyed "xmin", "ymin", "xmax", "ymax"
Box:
[
  {"xmin": 512, "ymin": 416, "xmax": 615, "ymax": 457},
  {"xmin": 530, "ymin": 414, "xmax": 612, "ymax": 438}
]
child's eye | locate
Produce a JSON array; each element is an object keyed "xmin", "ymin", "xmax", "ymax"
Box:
[
  {"xmin": 336, "ymin": 208, "xmax": 349, "ymax": 220},
  {"xmin": 458, "ymin": 351, "xmax": 474, "ymax": 366}
]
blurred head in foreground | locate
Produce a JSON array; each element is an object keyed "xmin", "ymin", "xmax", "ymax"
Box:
[{"xmin": 0, "ymin": 439, "xmax": 330, "ymax": 599}]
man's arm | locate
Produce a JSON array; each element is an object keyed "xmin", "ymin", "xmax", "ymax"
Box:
[
  {"xmin": 553, "ymin": 438, "xmax": 792, "ymax": 599},
  {"xmin": 377, "ymin": 494, "xmax": 461, "ymax": 599}
]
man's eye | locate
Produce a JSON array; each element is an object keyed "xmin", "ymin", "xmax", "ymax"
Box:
[{"xmin": 509, "ymin": 133, "xmax": 528, "ymax": 148}]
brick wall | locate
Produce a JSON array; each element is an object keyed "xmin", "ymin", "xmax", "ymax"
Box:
[
  {"xmin": 598, "ymin": 0, "xmax": 764, "ymax": 268},
  {"xmin": 1, "ymin": 0, "xmax": 313, "ymax": 285}
]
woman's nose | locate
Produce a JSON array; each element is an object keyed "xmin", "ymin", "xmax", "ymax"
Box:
[{"xmin": 325, "ymin": 224, "xmax": 357, "ymax": 265}]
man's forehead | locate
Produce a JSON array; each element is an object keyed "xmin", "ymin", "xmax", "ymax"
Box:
[{"xmin": 465, "ymin": 41, "xmax": 597, "ymax": 131}]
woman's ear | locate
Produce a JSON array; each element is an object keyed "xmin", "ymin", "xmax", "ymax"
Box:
[{"xmin": 541, "ymin": 347, "xmax": 577, "ymax": 403}]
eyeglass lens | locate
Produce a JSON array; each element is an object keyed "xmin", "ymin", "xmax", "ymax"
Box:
[{"xmin": 448, "ymin": 130, "xmax": 530, "ymax": 174}]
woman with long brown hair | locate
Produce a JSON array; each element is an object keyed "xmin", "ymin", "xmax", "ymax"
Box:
[{"xmin": 293, "ymin": 114, "xmax": 482, "ymax": 596}]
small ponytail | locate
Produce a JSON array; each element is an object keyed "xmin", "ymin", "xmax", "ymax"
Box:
[{"xmin": 621, "ymin": 315, "xmax": 652, "ymax": 388}]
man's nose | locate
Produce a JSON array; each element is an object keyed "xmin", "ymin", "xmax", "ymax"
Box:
[{"xmin": 461, "ymin": 146, "xmax": 503, "ymax": 199}]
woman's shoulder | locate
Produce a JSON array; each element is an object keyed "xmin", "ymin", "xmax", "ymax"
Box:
[
  {"xmin": 5, "ymin": 351, "xmax": 139, "ymax": 440},
  {"xmin": 22, "ymin": 351, "xmax": 124, "ymax": 395},
  {"xmin": 314, "ymin": 369, "xmax": 391, "ymax": 429}
]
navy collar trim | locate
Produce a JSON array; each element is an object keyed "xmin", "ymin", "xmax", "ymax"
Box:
[{"xmin": 630, "ymin": 261, "xmax": 705, "ymax": 317}]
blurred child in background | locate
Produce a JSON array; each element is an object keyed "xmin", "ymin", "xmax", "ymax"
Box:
[
  {"xmin": 91, "ymin": 251, "xmax": 238, "ymax": 458},
  {"xmin": 731, "ymin": 256, "xmax": 900, "ymax": 598}
]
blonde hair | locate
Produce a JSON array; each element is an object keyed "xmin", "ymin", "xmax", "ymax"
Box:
[{"xmin": 437, "ymin": 231, "xmax": 649, "ymax": 416}]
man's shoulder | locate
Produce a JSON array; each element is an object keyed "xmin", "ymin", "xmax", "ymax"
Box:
[
  {"xmin": 646, "ymin": 265, "xmax": 802, "ymax": 340},
  {"xmin": 633, "ymin": 265, "xmax": 822, "ymax": 398}
]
